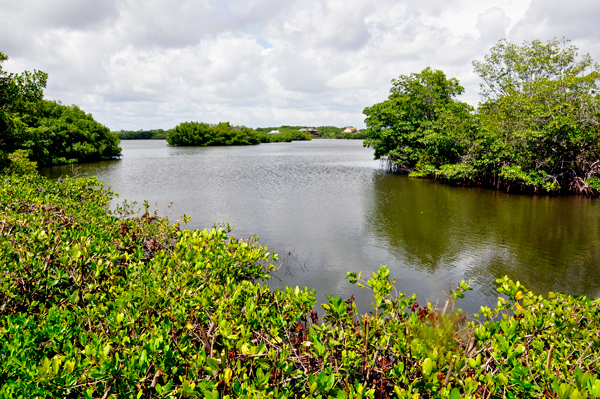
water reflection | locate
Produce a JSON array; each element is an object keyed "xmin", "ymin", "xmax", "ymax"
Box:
[{"xmin": 366, "ymin": 174, "xmax": 600, "ymax": 302}]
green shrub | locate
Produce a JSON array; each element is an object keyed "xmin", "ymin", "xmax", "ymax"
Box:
[
  {"xmin": 1, "ymin": 150, "xmax": 37, "ymax": 175},
  {"xmin": 586, "ymin": 176, "xmax": 600, "ymax": 191}
]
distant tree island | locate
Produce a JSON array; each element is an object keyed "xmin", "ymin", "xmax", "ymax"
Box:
[
  {"xmin": 117, "ymin": 124, "xmax": 367, "ymax": 145},
  {"xmin": 163, "ymin": 121, "xmax": 314, "ymax": 145}
]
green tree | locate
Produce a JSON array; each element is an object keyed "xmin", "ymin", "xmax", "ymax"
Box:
[
  {"xmin": 363, "ymin": 67, "xmax": 475, "ymax": 173},
  {"xmin": 0, "ymin": 52, "xmax": 48, "ymax": 154},
  {"xmin": 22, "ymin": 100, "xmax": 122, "ymax": 165},
  {"xmin": 474, "ymin": 38, "xmax": 600, "ymax": 193},
  {"xmin": 363, "ymin": 40, "xmax": 600, "ymax": 194},
  {"xmin": 166, "ymin": 121, "xmax": 212, "ymax": 145},
  {"xmin": 1, "ymin": 52, "xmax": 121, "ymax": 166}
]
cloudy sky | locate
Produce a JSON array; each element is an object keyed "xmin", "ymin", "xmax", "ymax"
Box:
[{"xmin": 1, "ymin": 0, "xmax": 599, "ymax": 130}]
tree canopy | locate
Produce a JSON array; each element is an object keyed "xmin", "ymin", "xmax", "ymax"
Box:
[
  {"xmin": 0, "ymin": 52, "xmax": 121, "ymax": 166},
  {"xmin": 0, "ymin": 52, "xmax": 47, "ymax": 153},
  {"xmin": 363, "ymin": 39, "xmax": 600, "ymax": 195},
  {"xmin": 363, "ymin": 67, "xmax": 476, "ymax": 172}
]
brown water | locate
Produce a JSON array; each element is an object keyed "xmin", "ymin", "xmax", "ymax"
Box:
[{"xmin": 40, "ymin": 139, "xmax": 600, "ymax": 315}]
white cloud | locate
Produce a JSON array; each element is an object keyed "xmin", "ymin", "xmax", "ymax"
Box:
[
  {"xmin": 1, "ymin": 0, "xmax": 598, "ymax": 130},
  {"xmin": 477, "ymin": 7, "xmax": 511, "ymax": 44}
]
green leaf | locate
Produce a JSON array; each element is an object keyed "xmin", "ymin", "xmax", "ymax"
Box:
[
  {"xmin": 567, "ymin": 386, "xmax": 582, "ymax": 399},
  {"xmin": 206, "ymin": 358, "xmax": 219, "ymax": 372},
  {"xmin": 422, "ymin": 358, "xmax": 434, "ymax": 376}
]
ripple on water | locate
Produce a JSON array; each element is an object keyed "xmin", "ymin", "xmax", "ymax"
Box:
[{"xmin": 40, "ymin": 140, "xmax": 600, "ymax": 314}]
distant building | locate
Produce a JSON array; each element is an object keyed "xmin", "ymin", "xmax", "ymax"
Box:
[
  {"xmin": 299, "ymin": 128, "xmax": 320, "ymax": 137},
  {"xmin": 268, "ymin": 129, "xmax": 280, "ymax": 134},
  {"xmin": 342, "ymin": 127, "xmax": 360, "ymax": 133}
]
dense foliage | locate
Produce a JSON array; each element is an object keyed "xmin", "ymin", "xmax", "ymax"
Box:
[
  {"xmin": 167, "ymin": 122, "xmax": 313, "ymax": 146},
  {"xmin": 0, "ymin": 52, "xmax": 121, "ymax": 166},
  {"xmin": 167, "ymin": 121, "xmax": 266, "ymax": 146},
  {"xmin": 364, "ymin": 39, "xmax": 600, "ymax": 195},
  {"xmin": 116, "ymin": 129, "xmax": 167, "ymax": 140},
  {"xmin": 1, "ymin": 156, "xmax": 599, "ymax": 398},
  {"xmin": 0, "ymin": 53, "xmax": 47, "ymax": 154},
  {"xmin": 18, "ymin": 100, "xmax": 121, "ymax": 165},
  {"xmin": 315, "ymin": 126, "xmax": 344, "ymax": 137}
]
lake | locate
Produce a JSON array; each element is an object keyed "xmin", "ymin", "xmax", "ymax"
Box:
[{"xmin": 40, "ymin": 139, "xmax": 600, "ymax": 315}]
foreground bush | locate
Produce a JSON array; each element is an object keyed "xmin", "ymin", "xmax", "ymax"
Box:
[{"xmin": 1, "ymin": 168, "xmax": 599, "ymax": 398}]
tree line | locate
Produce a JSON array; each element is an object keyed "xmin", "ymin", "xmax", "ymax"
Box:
[
  {"xmin": 255, "ymin": 126, "xmax": 367, "ymax": 139},
  {"xmin": 148, "ymin": 124, "xmax": 366, "ymax": 145},
  {"xmin": 0, "ymin": 52, "xmax": 121, "ymax": 167},
  {"xmin": 0, "ymin": 47, "xmax": 365, "ymax": 160},
  {"xmin": 115, "ymin": 129, "xmax": 167, "ymax": 140},
  {"xmin": 363, "ymin": 38, "xmax": 600, "ymax": 195}
]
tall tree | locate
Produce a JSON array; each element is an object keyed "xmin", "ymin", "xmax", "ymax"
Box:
[
  {"xmin": 473, "ymin": 38, "xmax": 600, "ymax": 192},
  {"xmin": 362, "ymin": 39, "xmax": 600, "ymax": 194},
  {"xmin": 363, "ymin": 67, "xmax": 474, "ymax": 172},
  {"xmin": 1, "ymin": 52, "xmax": 121, "ymax": 166},
  {"xmin": 0, "ymin": 52, "xmax": 48, "ymax": 153}
]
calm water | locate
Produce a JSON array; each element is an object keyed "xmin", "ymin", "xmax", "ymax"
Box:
[{"xmin": 41, "ymin": 140, "xmax": 600, "ymax": 314}]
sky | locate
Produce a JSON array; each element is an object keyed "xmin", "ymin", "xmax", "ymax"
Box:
[{"xmin": 1, "ymin": 0, "xmax": 599, "ymax": 131}]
